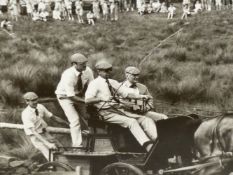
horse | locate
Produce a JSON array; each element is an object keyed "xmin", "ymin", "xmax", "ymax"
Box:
[{"xmin": 194, "ymin": 114, "xmax": 233, "ymax": 175}]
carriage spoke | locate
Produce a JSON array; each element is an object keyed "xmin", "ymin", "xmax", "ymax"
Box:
[{"xmin": 113, "ymin": 167, "xmax": 120, "ymax": 175}]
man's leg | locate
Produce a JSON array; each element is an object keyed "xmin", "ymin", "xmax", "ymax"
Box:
[
  {"xmin": 57, "ymin": 98, "xmax": 82, "ymax": 147},
  {"xmin": 100, "ymin": 110, "xmax": 151, "ymax": 146},
  {"xmin": 75, "ymin": 101, "xmax": 89, "ymax": 130},
  {"xmin": 123, "ymin": 111, "xmax": 158, "ymax": 141},
  {"xmin": 30, "ymin": 136, "xmax": 50, "ymax": 161},
  {"xmin": 145, "ymin": 111, "xmax": 168, "ymax": 121}
]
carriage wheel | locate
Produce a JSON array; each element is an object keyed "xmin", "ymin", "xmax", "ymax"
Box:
[
  {"xmin": 100, "ymin": 162, "xmax": 145, "ymax": 175},
  {"xmin": 35, "ymin": 161, "xmax": 75, "ymax": 172}
]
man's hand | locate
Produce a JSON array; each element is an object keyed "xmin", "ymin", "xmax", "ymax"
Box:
[{"xmin": 48, "ymin": 143, "xmax": 57, "ymax": 150}]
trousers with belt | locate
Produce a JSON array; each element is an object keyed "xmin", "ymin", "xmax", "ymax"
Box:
[
  {"xmin": 57, "ymin": 97, "xmax": 82, "ymax": 147},
  {"xmin": 98, "ymin": 107, "xmax": 158, "ymax": 146}
]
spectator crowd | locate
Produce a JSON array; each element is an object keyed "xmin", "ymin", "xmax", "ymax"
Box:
[{"xmin": 0, "ymin": 0, "xmax": 233, "ymax": 25}]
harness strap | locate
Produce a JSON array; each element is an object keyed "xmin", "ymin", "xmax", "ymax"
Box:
[{"xmin": 210, "ymin": 115, "xmax": 226, "ymax": 154}]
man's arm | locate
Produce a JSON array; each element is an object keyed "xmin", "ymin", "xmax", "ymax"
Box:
[
  {"xmin": 50, "ymin": 115, "xmax": 69, "ymax": 127},
  {"xmin": 85, "ymin": 97, "xmax": 102, "ymax": 104},
  {"xmin": 31, "ymin": 129, "xmax": 57, "ymax": 149},
  {"xmin": 143, "ymin": 87, "xmax": 154, "ymax": 110},
  {"xmin": 69, "ymin": 96, "xmax": 85, "ymax": 103},
  {"xmin": 127, "ymin": 93, "xmax": 151, "ymax": 100}
]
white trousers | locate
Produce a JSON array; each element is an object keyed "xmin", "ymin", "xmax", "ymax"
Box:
[
  {"xmin": 145, "ymin": 111, "xmax": 168, "ymax": 121},
  {"xmin": 99, "ymin": 108, "xmax": 158, "ymax": 146},
  {"xmin": 57, "ymin": 98, "xmax": 82, "ymax": 147},
  {"xmin": 30, "ymin": 132, "xmax": 58, "ymax": 161}
]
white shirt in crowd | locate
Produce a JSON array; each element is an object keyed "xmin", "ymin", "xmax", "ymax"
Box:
[
  {"xmin": 55, "ymin": 66, "xmax": 94, "ymax": 97},
  {"xmin": 21, "ymin": 104, "xmax": 53, "ymax": 135},
  {"xmin": 38, "ymin": 1, "xmax": 46, "ymax": 11},
  {"xmin": 87, "ymin": 12, "xmax": 94, "ymax": 19},
  {"xmin": 53, "ymin": 10, "xmax": 61, "ymax": 20},
  {"xmin": 183, "ymin": 0, "xmax": 190, "ymax": 5},
  {"xmin": 194, "ymin": 2, "xmax": 202, "ymax": 12},
  {"xmin": 0, "ymin": 0, "xmax": 8, "ymax": 6},
  {"xmin": 168, "ymin": 6, "xmax": 176, "ymax": 13}
]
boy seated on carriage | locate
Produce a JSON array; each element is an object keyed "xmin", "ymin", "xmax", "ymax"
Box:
[
  {"xmin": 21, "ymin": 92, "xmax": 68, "ymax": 160},
  {"xmin": 85, "ymin": 61, "xmax": 158, "ymax": 152}
]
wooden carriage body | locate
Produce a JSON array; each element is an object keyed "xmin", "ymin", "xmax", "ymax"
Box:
[{"xmin": 34, "ymin": 114, "xmax": 202, "ymax": 175}]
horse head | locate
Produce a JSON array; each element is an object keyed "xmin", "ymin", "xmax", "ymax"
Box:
[{"xmin": 194, "ymin": 114, "xmax": 233, "ymax": 175}]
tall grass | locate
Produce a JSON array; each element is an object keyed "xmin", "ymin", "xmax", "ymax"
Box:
[{"xmin": 1, "ymin": 10, "xmax": 233, "ymax": 108}]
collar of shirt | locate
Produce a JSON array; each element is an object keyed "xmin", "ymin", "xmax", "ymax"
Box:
[
  {"xmin": 71, "ymin": 66, "xmax": 82, "ymax": 77},
  {"xmin": 124, "ymin": 80, "xmax": 138, "ymax": 88},
  {"xmin": 97, "ymin": 75, "xmax": 106, "ymax": 82},
  {"xmin": 124, "ymin": 80, "xmax": 132, "ymax": 87},
  {"xmin": 27, "ymin": 105, "xmax": 37, "ymax": 113}
]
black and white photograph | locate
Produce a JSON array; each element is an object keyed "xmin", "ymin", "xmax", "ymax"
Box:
[{"xmin": 1, "ymin": 0, "xmax": 233, "ymax": 174}]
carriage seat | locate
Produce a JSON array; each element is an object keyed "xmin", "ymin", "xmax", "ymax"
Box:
[
  {"xmin": 86, "ymin": 105, "xmax": 144, "ymax": 153},
  {"xmin": 87, "ymin": 105, "xmax": 114, "ymax": 133}
]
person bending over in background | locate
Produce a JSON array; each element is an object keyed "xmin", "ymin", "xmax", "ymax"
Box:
[
  {"xmin": 55, "ymin": 53, "xmax": 94, "ymax": 148},
  {"xmin": 121, "ymin": 66, "xmax": 168, "ymax": 122},
  {"xmin": 21, "ymin": 92, "xmax": 68, "ymax": 160},
  {"xmin": 0, "ymin": 18, "xmax": 13, "ymax": 33}
]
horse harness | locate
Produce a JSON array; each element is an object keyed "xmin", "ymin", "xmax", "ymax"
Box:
[{"xmin": 210, "ymin": 115, "xmax": 228, "ymax": 156}]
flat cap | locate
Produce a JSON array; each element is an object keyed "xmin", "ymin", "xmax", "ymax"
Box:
[
  {"xmin": 95, "ymin": 61, "xmax": 112, "ymax": 70},
  {"xmin": 125, "ymin": 66, "xmax": 140, "ymax": 75},
  {"xmin": 70, "ymin": 53, "xmax": 88, "ymax": 63},
  {"xmin": 23, "ymin": 92, "xmax": 38, "ymax": 100}
]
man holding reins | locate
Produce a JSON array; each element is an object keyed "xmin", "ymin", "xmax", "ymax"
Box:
[{"xmin": 85, "ymin": 61, "xmax": 158, "ymax": 152}]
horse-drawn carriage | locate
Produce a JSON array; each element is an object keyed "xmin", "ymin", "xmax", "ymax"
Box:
[
  {"xmin": 28, "ymin": 94, "xmax": 233, "ymax": 175},
  {"xmin": 33, "ymin": 108, "xmax": 218, "ymax": 175}
]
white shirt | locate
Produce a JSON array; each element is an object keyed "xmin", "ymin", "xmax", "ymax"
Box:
[
  {"xmin": 168, "ymin": 6, "xmax": 176, "ymax": 13},
  {"xmin": 183, "ymin": 0, "xmax": 190, "ymax": 5},
  {"xmin": 55, "ymin": 66, "xmax": 94, "ymax": 97},
  {"xmin": 53, "ymin": 10, "xmax": 61, "ymax": 19},
  {"xmin": 87, "ymin": 12, "xmax": 94, "ymax": 19},
  {"xmin": 38, "ymin": 2, "xmax": 46, "ymax": 11},
  {"xmin": 121, "ymin": 80, "xmax": 140, "ymax": 95},
  {"xmin": 21, "ymin": 104, "xmax": 53, "ymax": 135},
  {"xmin": 85, "ymin": 76, "xmax": 129, "ymax": 109},
  {"xmin": 0, "ymin": 0, "xmax": 8, "ymax": 6}
]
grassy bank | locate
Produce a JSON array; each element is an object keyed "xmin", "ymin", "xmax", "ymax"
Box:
[{"xmin": 1, "ymin": 11, "xmax": 233, "ymax": 110}]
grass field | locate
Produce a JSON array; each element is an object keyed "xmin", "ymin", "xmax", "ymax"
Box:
[{"xmin": 1, "ymin": 8, "xmax": 233, "ymax": 160}]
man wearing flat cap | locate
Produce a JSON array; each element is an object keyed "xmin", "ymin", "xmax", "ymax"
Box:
[
  {"xmin": 121, "ymin": 66, "xmax": 168, "ymax": 121},
  {"xmin": 21, "ymin": 92, "xmax": 68, "ymax": 160},
  {"xmin": 55, "ymin": 53, "xmax": 94, "ymax": 147},
  {"xmin": 85, "ymin": 61, "xmax": 158, "ymax": 152}
]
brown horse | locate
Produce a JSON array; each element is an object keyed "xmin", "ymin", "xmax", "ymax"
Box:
[{"xmin": 194, "ymin": 114, "xmax": 233, "ymax": 175}]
